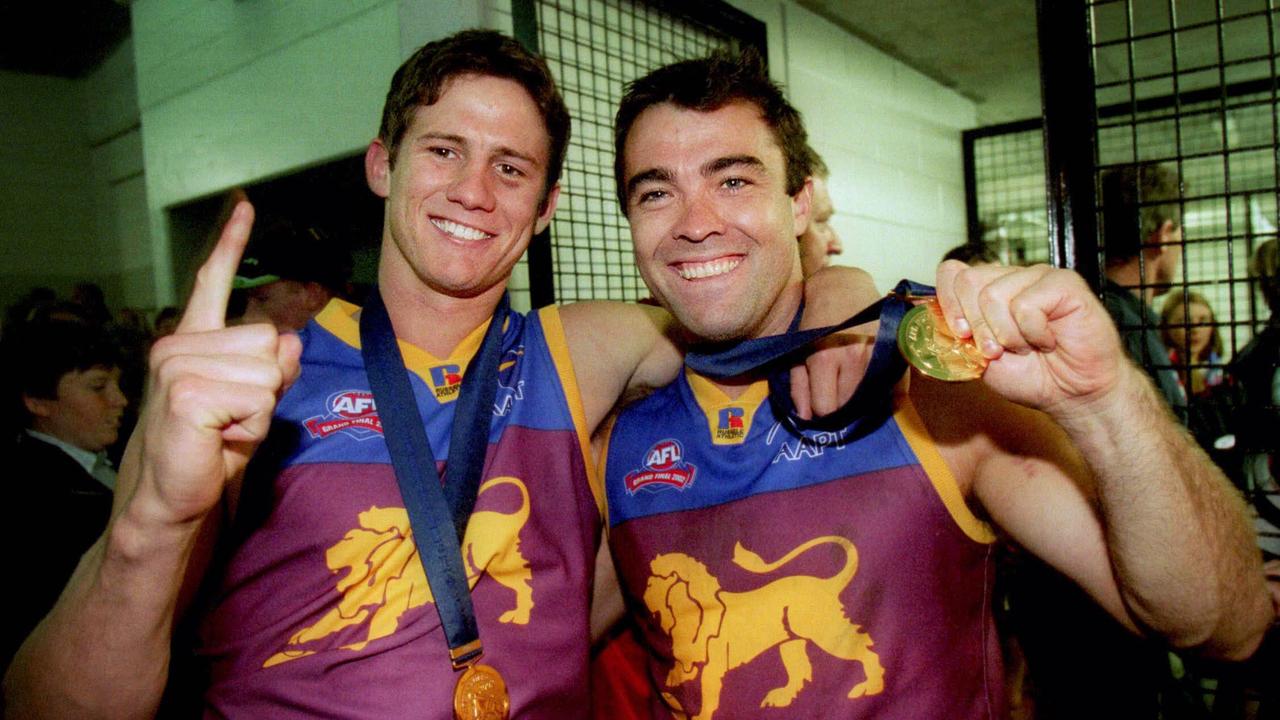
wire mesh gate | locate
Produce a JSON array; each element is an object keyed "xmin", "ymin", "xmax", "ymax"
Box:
[{"xmin": 511, "ymin": 0, "xmax": 765, "ymax": 307}]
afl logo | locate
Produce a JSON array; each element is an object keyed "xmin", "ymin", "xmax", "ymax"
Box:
[
  {"xmin": 625, "ymin": 439, "xmax": 696, "ymax": 494},
  {"xmin": 332, "ymin": 391, "xmax": 376, "ymax": 418},
  {"xmin": 305, "ymin": 390, "xmax": 383, "ymax": 439}
]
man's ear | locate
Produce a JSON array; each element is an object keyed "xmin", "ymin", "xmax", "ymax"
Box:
[
  {"xmin": 792, "ymin": 177, "xmax": 814, "ymax": 237},
  {"xmin": 302, "ymin": 282, "xmax": 332, "ymax": 313},
  {"xmin": 1156, "ymin": 219, "xmax": 1179, "ymax": 247},
  {"xmin": 22, "ymin": 393, "xmax": 53, "ymax": 419},
  {"xmin": 366, "ymin": 139, "xmax": 391, "ymax": 199},
  {"xmin": 534, "ymin": 183, "xmax": 561, "ymax": 235}
]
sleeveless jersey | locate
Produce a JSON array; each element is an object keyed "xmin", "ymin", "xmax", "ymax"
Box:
[
  {"xmin": 199, "ymin": 299, "xmax": 601, "ymax": 719},
  {"xmin": 602, "ymin": 369, "xmax": 1004, "ymax": 720}
]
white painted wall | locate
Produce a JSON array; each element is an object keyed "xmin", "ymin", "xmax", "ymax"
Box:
[
  {"xmin": 3, "ymin": 0, "xmax": 975, "ymax": 314},
  {"xmin": 749, "ymin": 0, "xmax": 977, "ymax": 290},
  {"xmin": 130, "ymin": 0, "xmax": 491, "ymax": 306}
]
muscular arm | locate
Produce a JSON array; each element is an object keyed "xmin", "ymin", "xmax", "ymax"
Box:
[
  {"xmin": 1045, "ymin": 364, "xmax": 1270, "ymax": 657},
  {"xmin": 4, "ymin": 203, "xmax": 299, "ymax": 718},
  {"xmin": 930, "ymin": 262, "xmax": 1271, "ymax": 660}
]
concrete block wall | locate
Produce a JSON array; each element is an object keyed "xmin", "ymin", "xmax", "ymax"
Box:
[
  {"xmin": 771, "ymin": 2, "xmax": 977, "ymax": 291},
  {"xmin": 3, "ymin": 0, "xmax": 975, "ymax": 315}
]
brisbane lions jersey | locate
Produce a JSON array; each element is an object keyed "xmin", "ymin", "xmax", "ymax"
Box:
[
  {"xmin": 198, "ymin": 299, "xmax": 600, "ymax": 719},
  {"xmin": 602, "ymin": 369, "xmax": 1004, "ymax": 720}
]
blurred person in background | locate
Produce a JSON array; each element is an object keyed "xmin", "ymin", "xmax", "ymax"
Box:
[
  {"xmin": 1, "ymin": 318, "xmax": 126, "ymax": 674},
  {"xmin": 797, "ymin": 147, "xmax": 843, "ymax": 278},
  {"xmin": 1161, "ymin": 289, "xmax": 1225, "ymax": 398},
  {"xmin": 232, "ymin": 218, "xmax": 352, "ymax": 332}
]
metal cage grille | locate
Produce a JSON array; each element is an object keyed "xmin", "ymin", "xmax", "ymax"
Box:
[
  {"xmin": 516, "ymin": 0, "xmax": 763, "ymax": 304},
  {"xmin": 1086, "ymin": 0, "xmax": 1280, "ymax": 685},
  {"xmin": 966, "ymin": 121, "xmax": 1053, "ymax": 266}
]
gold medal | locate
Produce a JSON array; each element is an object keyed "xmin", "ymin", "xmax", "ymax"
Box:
[
  {"xmin": 897, "ymin": 299, "xmax": 987, "ymax": 382},
  {"xmin": 453, "ymin": 663, "xmax": 510, "ymax": 720}
]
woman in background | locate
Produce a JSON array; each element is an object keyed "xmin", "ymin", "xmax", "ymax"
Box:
[{"xmin": 1161, "ymin": 289, "xmax": 1225, "ymax": 397}]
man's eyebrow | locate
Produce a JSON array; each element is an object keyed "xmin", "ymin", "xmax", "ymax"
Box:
[
  {"xmin": 414, "ymin": 131, "xmax": 467, "ymax": 147},
  {"xmin": 626, "ymin": 167, "xmax": 674, "ymax": 199},
  {"xmin": 412, "ymin": 134, "xmax": 541, "ymax": 167},
  {"xmin": 703, "ymin": 155, "xmax": 766, "ymax": 176},
  {"xmin": 494, "ymin": 145, "xmax": 540, "ymax": 167}
]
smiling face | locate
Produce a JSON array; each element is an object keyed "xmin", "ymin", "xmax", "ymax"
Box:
[
  {"xmin": 623, "ymin": 101, "xmax": 809, "ymax": 342},
  {"xmin": 367, "ymin": 73, "xmax": 558, "ymax": 303}
]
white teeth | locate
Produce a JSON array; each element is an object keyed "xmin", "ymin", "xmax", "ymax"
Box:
[
  {"xmin": 676, "ymin": 258, "xmax": 741, "ymax": 280},
  {"xmin": 432, "ymin": 218, "xmax": 493, "ymax": 241}
]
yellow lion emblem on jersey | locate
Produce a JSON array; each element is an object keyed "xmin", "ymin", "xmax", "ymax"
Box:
[
  {"xmin": 264, "ymin": 476, "xmax": 531, "ymax": 667},
  {"xmin": 643, "ymin": 536, "xmax": 884, "ymax": 720}
]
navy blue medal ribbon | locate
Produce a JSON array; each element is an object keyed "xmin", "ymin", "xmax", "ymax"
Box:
[
  {"xmin": 685, "ymin": 279, "xmax": 935, "ymax": 436},
  {"xmin": 359, "ymin": 286, "xmax": 508, "ymax": 669}
]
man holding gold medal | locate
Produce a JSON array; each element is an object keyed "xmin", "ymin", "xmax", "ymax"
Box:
[
  {"xmin": 594, "ymin": 50, "xmax": 1274, "ymax": 719},
  {"xmin": 3, "ymin": 31, "xmax": 874, "ymax": 719}
]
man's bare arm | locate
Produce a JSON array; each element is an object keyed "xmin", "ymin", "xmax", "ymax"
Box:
[
  {"xmin": 4, "ymin": 202, "xmax": 301, "ymax": 717},
  {"xmin": 934, "ymin": 262, "xmax": 1271, "ymax": 660}
]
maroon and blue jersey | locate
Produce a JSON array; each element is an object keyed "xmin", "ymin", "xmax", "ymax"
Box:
[
  {"xmin": 602, "ymin": 369, "xmax": 1003, "ymax": 720},
  {"xmin": 198, "ymin": 299, "xmax": 601, "ymax": 719}
]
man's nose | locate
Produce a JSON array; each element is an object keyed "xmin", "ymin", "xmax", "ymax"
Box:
[
  {"xmin": 673, "ymin": 195, "xmax": 725, "ymax": 243},
  {"xmin": 446, "ymin": 161, "xmax": 497, "ymax": 212}
]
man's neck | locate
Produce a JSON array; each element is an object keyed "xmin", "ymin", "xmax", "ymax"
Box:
[
  {"xmin": 703, "ymin": 284, "xmax": 803, "ymax": 400},
  {"xmin": 1105, "ymin": 262, "xmax": 1155, "ymax": 305},
  {"xmin": 377, "ymin": 264, "xmax": 507, "ymax": 358}
]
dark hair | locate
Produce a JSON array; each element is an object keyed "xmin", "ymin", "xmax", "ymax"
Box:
[
  {"xmin": 1100, "ymin": 163, "xmax": 1182, "ymax": 263},
  {"xmin": 1252, "ymin": 237, "xmax": 1280, "ymax": 313},
  {"xmin": 943, "ymin": 243, "xmax": 1000, "ymax": 265},
  {"xmin": 377, "ymin": 29, "xmax": 570, "ymax": 203},
  {"xmin": 2, "ymin": 318, "xmax": 121, "ymax": 428},
  {"xmin": 614, "ymin": 47, "xmax": 810, "ymax": 215},
  {"xmin": 802, "ymin": 144, "xmax": 828, "ymax": 180}
]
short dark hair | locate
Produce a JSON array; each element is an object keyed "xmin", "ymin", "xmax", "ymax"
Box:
[
  {"xmin": 802, "ymin": 144, "xmax": 828, "ymax": 180},
  {"xmin": 2, "ymin": 318, "xmax": 121, "ymax": 428},
  {"xmin": 614, "ymin": 47, "xmax": 810, "ymax": 215},
  {"xmin": 1252, "ymin": 237, "xmax": 1280, "ymax": 313},
  {"xmin": 942, "ymin": 243, "xmax": 1000, "ymax": 265},
  {"xmin": 377, "ymin": 29, "xmax": 571, "ymax": 201},
  {"xmin": 1100, "ymin": 163, "xmax": 1182, "ymax": 263}
]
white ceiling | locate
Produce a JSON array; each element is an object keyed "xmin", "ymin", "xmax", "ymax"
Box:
[
  {"xmin": 796, "ymin": 0, "xmax": 1045, "ymax": 126},
  {"xmin": 796, "ymin": 0, "xmax": 1278, "ymax": 128}
]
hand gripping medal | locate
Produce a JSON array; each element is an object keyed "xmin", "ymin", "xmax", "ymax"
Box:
[{"xmin": 897, "ymin": 298, "xmax": 987, "ymax": 381}]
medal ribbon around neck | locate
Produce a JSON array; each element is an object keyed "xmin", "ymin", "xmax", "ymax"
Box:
[
  {"xmin": 359, "ymin": 286, "xmax": 507, "ymax": 672},
  {"xmin": 685, "ymin": 279, "xmax": 976, "ymax": 438}
]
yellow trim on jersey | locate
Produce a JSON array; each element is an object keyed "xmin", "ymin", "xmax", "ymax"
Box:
[
  {"xmin": 537, "ymin": 305, "xmax": 604, "ymax": 522},
  {"xmin": 685, "ymin": 369, "xmax": 770, "ymax": 446},
  {"xmin": 595, "ymin": 413, "xmax": 618, "ymax": 532},
  {"xmin": 895, "ymin": 396, "xmax": 997, "ymax": 544},
  {"xmin": 313, "ymin": 298, "xmax": 492, "ymax": 404}
]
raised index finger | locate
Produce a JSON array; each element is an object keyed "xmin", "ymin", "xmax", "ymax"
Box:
[{"xmin": 178, "ymin": 200, "xmax": 254, "ymax": 333}]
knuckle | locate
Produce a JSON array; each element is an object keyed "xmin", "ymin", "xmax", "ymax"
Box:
[{"xmin": 165, "ymin": 376, "xmax": 204, "ymax": 413}]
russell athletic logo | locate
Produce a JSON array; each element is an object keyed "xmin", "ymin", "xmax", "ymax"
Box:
[
  {"xmin": 625, "ymin": 439, "xmax": 697, "ymax": 495},
  {"xmin": 716, "ymin": 407, "xmax": 746, "ymax": 442},
  {"xmin": 304, "ymin": 390, "xmax": 383, "ymax": 440},
  {"xmin": 430, "ymin": 364, "xmax": 463, "ymax": 400}
]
